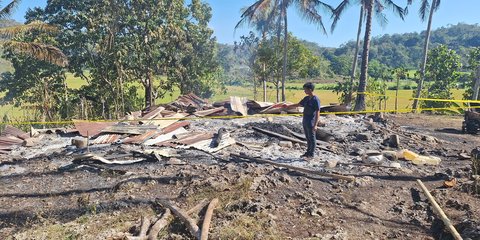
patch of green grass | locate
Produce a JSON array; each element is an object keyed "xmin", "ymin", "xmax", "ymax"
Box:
[{"xmin": 212, "ymin": 212, "xmax": 282, "ymax": 240}]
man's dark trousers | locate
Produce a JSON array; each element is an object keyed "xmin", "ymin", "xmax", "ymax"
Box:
[{"xmin": 302, "ymin": 119, "xmax": 316, "ymax": 156}]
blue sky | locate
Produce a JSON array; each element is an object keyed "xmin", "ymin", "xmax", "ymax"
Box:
[{"xmin": 10, "ymin": 0, "xmax": 480, "ymax": 48}]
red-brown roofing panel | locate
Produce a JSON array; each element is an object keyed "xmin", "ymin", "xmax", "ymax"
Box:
[
  {"xmin": 0, "ymin": 136, "xmax": 24, "ymax": 145},
  {"xmin": 1, "ymin": 125, "xmax": 30, "ymax": 140},
  {"xmin": 142, "ymin": 106, "xmax": 165, "ymax": 119},
  {"xmin": 194, "ymin": 107, "xmax": 225, "ymax": 117},
  {"xmin": 173, "ymin": 132, "xmax": 214, "ymax": 145},
  {"xmin": 91, "ymin": 134, "xmax": 122, "ymax": 145},
  {"xmin": 122, "ymin": 130, "xmax": 160, "ymax": 144},
  {"xmin": 73, "ymin": 120, "xmax": 116, "ymax": 137},
  {"xmin": 161, "ymin": 121, "xmax": 191, "ymax": 134}
]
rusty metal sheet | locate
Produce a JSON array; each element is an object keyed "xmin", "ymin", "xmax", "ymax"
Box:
[
  {"xmin": 0, "ymin": 136, "xmax": 24, "ymax": 145},
  {"xmin": 161, "ymin": 121, "xmax": 191, "ymax": 134},
  {"xmin": 155, "ymin": 141, "xmax": 178, "ymax": 148},
  {"xmin": 173, "ymin": 132, "xmax": 214, "ymax": 145},
  {"xmin": 73, "ymin": 120, "xmax": 116, "ymax": 137},
  {"xmin": 142, "ymin": 106, "xmax": 165, "ymax": 119},
  {"xmin": 91, "ymin": 134, "xmax": 122, "ymax": 145},
  {"xmin": 144, "ymin": 127, "xmax": 188, "ymax": 146},
  {"xmin": 101, "ymin": 124, "xmax": 158, "ymax": 135},
  {"xmin": 1, "ymin": 125, "xmax": 29, "ymax": 139},
  {"xmin": 167, "ymin": 93, "xmax": 208, "ymax": 111},
  {"xmin": 0, "ymin": 145, "xmax": 14, "ymax": 150},
  {"xmin": 230, "ymin": 96, "xmax": 248, "ymax": 116},
  {"xmin": 123, "ymin": 130, "xmax": 160, "ymax": 144},
  {"xmin": 247, "ymin": 100, "xmax": 274, "ymax": 109},
  {"xmin": 194, "ymin": 107, "xmax": 225, "ymax": 117},
  {"xmin": 143, "ymin": 113, "xmax": 187, "ymax": 128}
]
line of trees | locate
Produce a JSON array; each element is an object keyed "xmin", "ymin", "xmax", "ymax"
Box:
[
  {"xmin": 0, "ymin": 0, "xmax": 221, "ymax": 121},
  {"xmin": 236, "ymin": 0, "xmax": 480, "ymax": 111}
]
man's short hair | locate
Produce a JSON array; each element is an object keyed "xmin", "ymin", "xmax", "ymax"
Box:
[{"xmin": 303, "ymin": 82, "xmax": 315, "ymax": 91}]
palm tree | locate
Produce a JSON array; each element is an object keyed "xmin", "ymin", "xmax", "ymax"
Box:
[
  {"xmin": 237, "ymin": 0, "xmax": 332, "ymax": 102},
  {"xmin": 0, "ymin": 1, "xmax": 67, "ymax": 67},
  {"xmin": 236, "ymin": 4, "xmax": 276, "ymax": 102},
  {"xmin": 412, "ymin": 0, "xmax": 441, "ymax": 111},
  {"xmin": 332, "ymin": 0, "xmax": 411, "ymax": 111},
  {"xmin": 332, "ymin": 2, "xmax": 364, "ymax": 105}
]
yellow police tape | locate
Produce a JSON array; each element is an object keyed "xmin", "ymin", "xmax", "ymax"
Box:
[
  {"xmin": 412, "ymin": 98, "xmax": 480, "ymax": 103},
  {"xmin": 1, "ymin": 104, "xmax": 479, "ymax": 126}
]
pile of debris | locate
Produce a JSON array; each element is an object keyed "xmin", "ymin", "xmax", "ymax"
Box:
[{"xmin": 2, "ymin": 94, "xmax": 480, "ymax": 239}]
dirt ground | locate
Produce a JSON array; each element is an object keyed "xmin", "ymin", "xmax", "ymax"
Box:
[{"xmin": 0, "ymin": 113, "xmax": 479, "ymax": 240}]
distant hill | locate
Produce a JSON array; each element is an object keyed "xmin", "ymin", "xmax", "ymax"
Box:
[{"xmin": 321, "ymin": 23, "xmax": 480, "ymax": 69}]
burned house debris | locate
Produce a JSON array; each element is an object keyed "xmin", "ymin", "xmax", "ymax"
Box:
[{"xmin": 0, "ymin": 93, "xmax": 479, "ymax": 239}]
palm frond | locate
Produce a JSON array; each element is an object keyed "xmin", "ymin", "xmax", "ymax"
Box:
[
  {"xmin": 418, "ymin": 0, "xmax": 430, "ymax": 21},
  {"xmin": 0, "ymin": 0, "xmax": 21, "ymax": 20},
  {"xmin": 4, "ymin": 40, "xmax": 68, "ymax": 67},
  {"xmin": 0, "ymin": 21, "xmax": 59, "ymax": 39},
  {"xmin": 381, "ymin": 0, "xmax": 407, "ymax": 20},
  {"xmin": 297, "ymin": 0, "xmax": 332, "ymax": 35},
  {"xmin": 373, "ymin": 0, "xmax": 389, "ymax": 27},
  {"xmin": 331, "ymin": 0, "xmax": 351, "ymax": 32},
  {"xmin": 432, "ymin": 0, "xmax": 441, "ymax": 12},
  {"xmin": 235, "ymin": 0, "xmax": 272, "ymax": 30}
]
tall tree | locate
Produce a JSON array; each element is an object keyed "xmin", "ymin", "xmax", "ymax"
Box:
[
  {"xmin": 237, "ymin": 0, "xmax": 332, "ymax": 102},
  {"xmin": 332, "ymin": 0, "xmax": 411, "ymax": 111},
  {"xmin": 235, "ymin": 4, "xmax": 276, "ymax": 101},
  {"xmin": 412, "ymin": 0, "xmax": 441, "ymax": 111}
]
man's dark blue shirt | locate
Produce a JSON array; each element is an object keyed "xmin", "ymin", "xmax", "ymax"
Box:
[{"xmin": 299, "ymin": 95, "xmax": 321, "ymax": 126}]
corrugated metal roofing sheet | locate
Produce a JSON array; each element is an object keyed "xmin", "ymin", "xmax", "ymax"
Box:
[
  {"xmin": 73, "ymin": 120, "xmax": 116, "ymax": 137},
  {"xmin": 91, "ymin": 134, "xmax": 122, "ymax": 145},
  {"xmin": 173, "ymin": 132, "xmax": 214, "ymax": 145},
  {"xmin": 0, "ymin": 136, "xmax": 23, "ymax": 145},
  {"xmin": 122, "ymin": 130, "xmax": 160, "ymax": 144},
  {"xmin": 1, "ymin": 125, "xmax": 29, "ymax": 139},
  {"xmin": 161, "ymin": 121, "xmax": 191, "ymax": 134},
  {"xmin": 194, "ymin": 107, "xmax": 225, "ymax": 117}
]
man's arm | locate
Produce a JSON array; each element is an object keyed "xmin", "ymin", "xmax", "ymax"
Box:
[
  {"xmin": 286, "ymin": 103, "xmax": 301, "ymax": 108},
  {"xmin": 313, "ymin": 97, "xmax": 321, "ymax": 130},
  {"xmin": 313, "ymin": 110, "xmax": 320, "ymax": 130},
  {"xmin": 283, "ymin": 98, "xmax": 304, "ymax": 108}
]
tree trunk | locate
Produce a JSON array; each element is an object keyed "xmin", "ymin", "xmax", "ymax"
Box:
[
  {"xmin": 262, "ymin": 32, "xmax": 267, "ymax": 102},
  {"xmin": 346, "ymin": 5, "xmax": 364, "ymax": 105},
  {"xmin": 395, "ymin": 76, "xmax": 400, "ymax": 113},
  {"xmin": 354, "ymin": 0, "xmax": 373, "ymax": 111},
  {"xmin": 281, "ymin": 7, "xmax": 288, "ymax": 102},
  {"xmin": 253, "ymin": 74, "xmax": 257, "ymax": 100},
  {"xmin": 472, "ymin": 66, "xmax": 480, "ymax": 101},
  {"xmin": 263, "ymin": 64, "xmax": 267, "ymax": 102},
  {"xmin": 145, "ymin": 70, "xmax": 153, "ymax": 111},
  {"xmin": 413, "ymin": 0, "xmax": 437, "ymax": 112}
]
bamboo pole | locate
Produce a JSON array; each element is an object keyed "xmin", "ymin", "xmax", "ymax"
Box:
[{"xmin": 416, "ymin": 180, "xmax": 463, "ymax": 240}]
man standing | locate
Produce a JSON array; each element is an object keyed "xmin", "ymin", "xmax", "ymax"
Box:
[{"xmin": 285, "ymin": 82, "xmax": 321, "ymax": 158}]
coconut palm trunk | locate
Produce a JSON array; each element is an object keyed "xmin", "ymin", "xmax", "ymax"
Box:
[
  {"xmin": 413, "ymin": 0, "xmax": 437, "ymax": 111},
  {"xmin": 354, "ymin": 0, "xmax": 373, "ymax": 111},
  {"xmin": 346, "ymin": 5, "xmax": 364, "ymax": 104},
  {"xmin": 473, "ymin": 66, "xmax": 480, "ymax": 101},
  {"xmin": 281, "ymin": 6, "xmax": 287, "ymax": 102}
]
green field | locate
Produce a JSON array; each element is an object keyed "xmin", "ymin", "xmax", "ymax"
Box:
[{"xmin": 0, "ymin": 72, "xmax": 468, "ymax": 120}]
